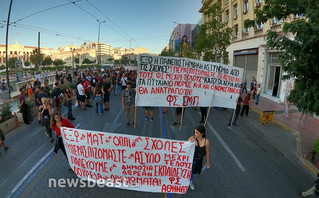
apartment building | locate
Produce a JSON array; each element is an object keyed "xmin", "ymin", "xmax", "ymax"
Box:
[{"xmin": 200, "ymin": 0, "xmax": 301, "ymax": 102}]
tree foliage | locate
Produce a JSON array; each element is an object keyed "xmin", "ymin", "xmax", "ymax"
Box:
[
  {"xmin": 82, "ymin": 58, "xmax": 93, "ymax": 64},
  {"xmin": 160, "ymin": 49, "xmax": 176, "ymax": 57},
  {"xmin": 24, "ymin": 61, "xmax": 31, "ymax": 66},
  {"xmin": 30, "ymin": 49, "xmax": 44, "ymax": 70},
  {"xmin": 196, "ymin": 3, "xmax": 233, "ymax": 64},
  {"xmin": 8, "ymin": 57, "xmax": 17, "ymax": 69},
  {"xmin": 246, "ymin": 0, "xmax": 319, "ymax": 115},
  {"xmin": 42, "ymin": 56, "xmax": 52, "ymax": 66},
  {"xmin": 53, "ymin": 59, "xmax": 65, "ymax": 66}
]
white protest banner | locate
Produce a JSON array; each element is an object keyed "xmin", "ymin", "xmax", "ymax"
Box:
[
  {"xmin": 136, "ymin": 55, "xmax": 243, "ymax": 109},
  {"xmin": 35, "ymin": 74, "xmax": 41, "ymax": 82},
  {"xmin": 61, "ymin": 127, "xmax": 195, "ymax": 194},
  {"xmin": 43, "ymin": 71, "xmax": 48, "ymax": 80}
]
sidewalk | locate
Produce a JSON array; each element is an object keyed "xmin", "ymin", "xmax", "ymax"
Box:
[{"xmin": 250, "ymin": 95, "xmax": 319, "ymax": 169}]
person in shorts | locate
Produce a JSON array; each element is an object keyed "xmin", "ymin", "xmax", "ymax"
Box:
[
  {"xmin": 144, "ymin": 107, "xmax": 154, "ymax": 121},
  {"xmin": 77, "ymin": 80, "xmax": 86, "ymax": 110},
  {"xmin": 102, "ymin": 77, "xmax": 113, "ymax": 111}
]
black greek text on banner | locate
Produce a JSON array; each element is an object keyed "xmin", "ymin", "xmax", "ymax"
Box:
[
  {"xmin": 136, "ymin": 54, "xmax": 244, "ymax": 109},
  {"xmin": 61, "ymin": 127, "xmax": 195, "ymax": 194}
]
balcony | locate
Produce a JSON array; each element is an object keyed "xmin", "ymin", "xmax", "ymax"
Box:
[
  {"xmin": 255, "ymin": 2, "xmax": 261, "ymax": 8},
  {"xmin": 232, "ymin": 32, "xmax": 238, "ymax": 40},
  {"xmin": 254, "ymin": 27, "xmax": 263, "ymax": 35},
  {"xmin": 270, "ymin": 19, "xmax": 282, "ymax": 31}
]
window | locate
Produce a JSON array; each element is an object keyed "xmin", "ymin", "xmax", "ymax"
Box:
[
  {"xmin": 225, "ymin": 10, "xmax": 229, "ymax": 23},
  {"xmin": 243, "ymin": 0, "xmax": 249, "ymax": 13},
  {"xmin": 234, "ymin": 24, "xmax": 238, "ymax": 36},
  {"xmin": 243, "ymin": 20, "xmax": 250, "ymax": 33},
  {"xmin": 233, "ymin": 4, "xmax": 238, "ymax": 19},
  {"xmin": 255, "ymin": 22, "xmax": 264, "ymax": 29}
]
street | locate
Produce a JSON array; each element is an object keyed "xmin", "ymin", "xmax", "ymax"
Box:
[{"xmin": 0, "ymin": 94, "xmax": 316, "ymax": 198}]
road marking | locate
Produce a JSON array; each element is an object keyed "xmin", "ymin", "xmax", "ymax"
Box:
[
  {"xmin": 7, "ymin": 149, "xmax": 54, "ymax": 198},
  {"xmin": 206, "ymin": 122, "xmax": 246, "ymax": 172},
  {"xmin": 8, "ymin": 107, "xmax": 98, "ymax": 197},
  {"xmin": 112, "ymin": 110, "xmax": 122, "ymax": 123},
  {"xmin": 13, "ymin": 152, "xmax": 55, "ymax": 198},
  {"xmin": 160, "ymin": 107, "xmax": 172, "ymax": 198},
  {"xmin": 75, "ymin": 123, "xmax": 81, "ymax": 128}
]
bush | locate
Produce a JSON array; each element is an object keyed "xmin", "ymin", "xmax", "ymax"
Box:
[
  {"xmin": 61, "ymin": 79, "xmax": 78, "ymax": 93},
  {"xmin": 24, "ymin": 61, "xmax": 31, "ymax": 66},
  {"xmin": 0, "ymin": 65, "xmax": 5, "ymax": 70},
  {"xmin": 0, "ymin": 102, "xmax": 13, "ymax": 123}
]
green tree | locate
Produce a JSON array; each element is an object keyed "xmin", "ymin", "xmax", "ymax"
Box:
[
  {"xmin": 75, "ymin": 57, "xmax": 79, "ymax": 64},
  {"xmin": 107, "ymin": 58, "xmax": 113, "ymax": 62},
  {"xmin": 82, "ymin": 58, "xmax": 93, "ymax": 64},
  {"xmin": 42, "ymin": 56, "xmax": 52, "ymax": 66},
  {"xmin": 196, "ymin": 3, "xmax": 233, "ymax": 64},
  {"xmin": 182, "ymin": 46, "xmax": 197, "ymax": 59},
  {"xmin": 24, "ymin": 61, "xmax": 30, "ymax": 66},
  {"xmin": 160, "ymin": 49, "xmax": 176, "ymax": 57},
  {"xmin": 30, "ymin": 49, "xmax": 44, "ymax": 70},
  {"xmin": 245, "ymin": 0, "xmax": 319, "ymax": 115},
  {"xmin": 8, "ymin": 57, "xmax": 17, "ymax": 70},
  {"xmin": 53, "ymin": 59, "xmax": 65, "ymax": 66}
]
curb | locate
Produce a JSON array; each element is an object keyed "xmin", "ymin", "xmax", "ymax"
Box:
[{"xmin": 250, "ymin": 106, "xmax": 319, "ymax": 175}]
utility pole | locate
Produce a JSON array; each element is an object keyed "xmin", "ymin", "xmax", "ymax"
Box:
[
  {"xmin": 5, "ymin": 0, "xmax": 13, "ymax": 98},
  {"xmin": 97, "ymin": 20, "xmax": 105, "ymax": 67},
  {"xmin": 38, "ymin": 32, "xmax": 41, "ymax": 69}
]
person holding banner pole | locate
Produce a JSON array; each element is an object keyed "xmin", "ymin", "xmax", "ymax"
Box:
[
  {"xmin": 188, "ymin": 125, "xmax": 211, "ymax": 190},
  {"xmin": 51, "ymin": 113, "xmax": 74, "ymax": 158},
  {"xmin": 228, "ymin": 93, "xmax": 243, "ymax": 126}
]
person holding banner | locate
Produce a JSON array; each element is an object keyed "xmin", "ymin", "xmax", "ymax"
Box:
[
  {"xmin": 228, "ymin": 93, "xmax": 243, "ymax": 126},
  {"xmin": 122, "ymin": 81, "xmax": 136, "ymax": 127},
  {"xmin": 51, "ymin": 113, "xmax": 74, "ymax": 157},
  {"xmin": 188, "ymin": 125, "xmax": 211, "ymax": 190}
]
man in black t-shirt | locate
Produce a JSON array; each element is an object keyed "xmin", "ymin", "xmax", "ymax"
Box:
[
  {"xmin": 228, "ymin": 93, "xmax": 243, "ymax": 126},
  {"xmin": 102, "ymin": 78, "xmax": 113, "ymax": 110}
]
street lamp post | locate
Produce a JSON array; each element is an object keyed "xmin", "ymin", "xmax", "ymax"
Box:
[
  {"xmin": 5, "ymin": 0, "xmax": 13, "ymax": 99},
  {"xmin": 97, "ymin": 20, "xmax": 106, "ymax": 67},
  {"xmin": 70, "ymin": 48, "xmax": 75, "ymax": 69}
]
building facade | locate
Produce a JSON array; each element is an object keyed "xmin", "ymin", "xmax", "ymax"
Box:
[
  {"xmin": 0, "ymin": 42, "xmax": 37, "ymax": 65},
  {"xmin": 200, "ymin": 0, "xmax": 299, "ymax": 103}
]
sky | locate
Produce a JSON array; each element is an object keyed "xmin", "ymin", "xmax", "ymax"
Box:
[{"xmin": 0, "ymin": 0, "xmax": 202, "ymax": 54}]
